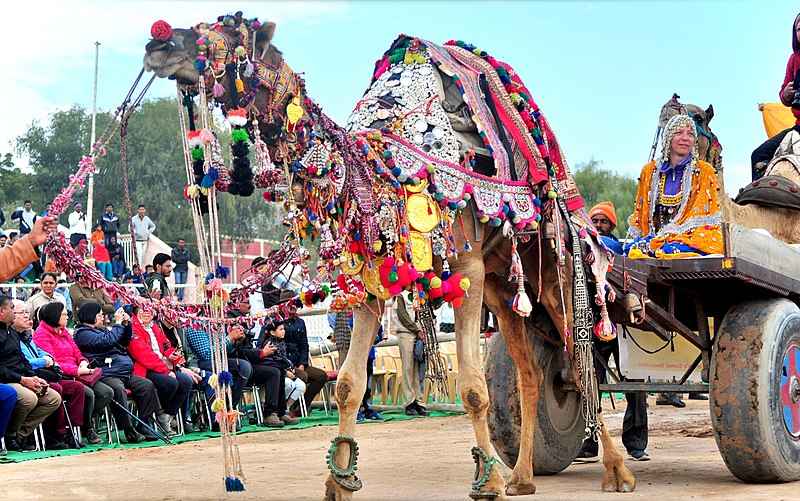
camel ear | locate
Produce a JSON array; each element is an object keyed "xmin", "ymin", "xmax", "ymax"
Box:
[
  {"xmin": 255, "ymin": 21, "xmax": 276, "ymax": 57},
  {"xmin": 705, "ymin": 104, "xmax": 714, "ymax": 123}
]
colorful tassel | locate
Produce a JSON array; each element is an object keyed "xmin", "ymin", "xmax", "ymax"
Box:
[
  {"xmin": 225, "ymin": 477, "xmax": 246, "ymax": 492},
  {"xmin": 212, "ymin": 81, "xmax": 225, "ymax": 98},
  {"xmin": 235, "ymin": 77, "xmax": 245, "ymax": 94},
  {"xmin": 512, "ymin": 280, "xmax": 532, "ymax": 317}
]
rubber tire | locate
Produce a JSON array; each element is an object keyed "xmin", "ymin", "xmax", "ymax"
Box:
[
  {"xmin": 711, "ymin": 298, "xmax": 800, "ymax": 483},
  {"xmin": 486, "ymin": 309, "xmax": 585, "ymax": 475}
]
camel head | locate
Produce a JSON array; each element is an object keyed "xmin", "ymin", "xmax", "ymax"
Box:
[
  {"xmin": 143, "ymin": 15, "xmax": 279, "ymax": 89},
  {"xmin": 684, "ymin": 103, "xmax": 721, "ymax": 169}
]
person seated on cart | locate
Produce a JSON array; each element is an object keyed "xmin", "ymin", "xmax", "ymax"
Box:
[{"xmin": 623, "ymin": 114, "xmax": 724, "ymax": 259}]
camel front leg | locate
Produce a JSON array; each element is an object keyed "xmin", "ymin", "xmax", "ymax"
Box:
[
  {"xmin": 451, "ymin": 257, "xmax": 507, "ymax": 500},
  {"xmin": 598, "ymin": 414, "xmax": 636, "ymax": 493},
  {"xmin": 324, "ymin": 304, "xmax": 382, "ymax": 501},
  {"xmin": 484, "ymin": 275, "xmax": 540, "ymax": 496}
]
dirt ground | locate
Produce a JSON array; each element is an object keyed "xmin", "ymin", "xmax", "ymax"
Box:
[{"xmin": 3, "ymin": 399, "xmax": 798, "ymax": 501}]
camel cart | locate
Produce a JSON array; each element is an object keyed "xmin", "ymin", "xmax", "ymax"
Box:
[{"xmin": 486, "ymin": 222, "xmax": 800, "ymax": 483}]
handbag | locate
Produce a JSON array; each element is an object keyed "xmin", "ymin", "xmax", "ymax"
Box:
[
  {"xmin": 36, "ymin": 365, "xmax": 64, "ymax": 383},
  {"xmin": 77, "ymin": 367, "xmax": 104, "ymax": 387}
]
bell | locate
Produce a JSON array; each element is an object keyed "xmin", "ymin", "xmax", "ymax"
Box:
[
  {"xmin": 621, "ymin": 293, "xmax": 644, "ymax": 324},
  {"xmin": 542, "ymin": 220, "xmax": 556, "ymax": 249}
]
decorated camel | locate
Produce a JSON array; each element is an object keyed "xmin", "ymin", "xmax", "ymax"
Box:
[
  {"xmin": 143, "ymin": 15, "xmax": 636, "ymax": 499},
  {"xmin": 658, "ymin": 95, "xmax": 800, "ymax": 243}
]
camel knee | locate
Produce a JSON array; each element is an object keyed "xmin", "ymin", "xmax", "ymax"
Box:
[
  {"xmin": 335, "ymin": 376, "xmax": 361, "ymax": 409},
  {"xmin": 461, "ymin": 385, "xmax": 490, "ymax": 415}
]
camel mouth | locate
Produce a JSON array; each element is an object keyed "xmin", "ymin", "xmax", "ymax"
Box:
[{"xmin": 143, "ymin": 47, "xmax": 199, "ymax": 84}]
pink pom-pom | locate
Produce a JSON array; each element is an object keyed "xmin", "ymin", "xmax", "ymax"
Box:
[
  {"xmin": 213, "ymin": 81, "xmax": 225, "ymax": 98},
  {"xmin": 199, "ymin": 128, "xmax": 215, "ymax": 145}
]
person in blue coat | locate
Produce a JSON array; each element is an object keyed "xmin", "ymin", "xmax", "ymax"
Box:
[{"xmin": 73, "ymin": 303, "xmax": 160, "ymax": 443}]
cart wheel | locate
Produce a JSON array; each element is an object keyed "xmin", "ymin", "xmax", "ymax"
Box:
[
  {"xmin": 486, "ymin": 309, "xmax": 584, "ymax": 475},
  {"xmin": 711, "ymin": 298, "xmax": 800, "ymax": 482}
]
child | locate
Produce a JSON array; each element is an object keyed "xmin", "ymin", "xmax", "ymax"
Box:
[{"xmin": 91, "ymin": 227, "xmax": 113, "ymax": 280}]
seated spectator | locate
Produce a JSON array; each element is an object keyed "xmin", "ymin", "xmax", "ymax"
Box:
[
  {"xmin": 26, "ymin": 273, "xmax": 67, "ymax": 321},
  {"xmin": 283, "ymin": 314, "xmax": 327, "ymax": 417},
  {"xmin": 74, "ymin": 303, "xmax": 160, "ymax": 443},
  {"xmin": 33, "ymin": 302, "xmax": 109, "ymax": 445},
  {"xmin": 128, "ymin": 306, "xmax": 198, "ymax": 434},
  {"xmin": 107, "ymin": 236, "xmax": 125, "ymax": 279},
  {"xmin": 91, "ymin": 227, "xmax": 113, "ymax": 281},
  {"xmin": 225, "ymin": 315, "xmax": 284, "ymax": 428},
  {"xmin": 184, "ymin": 323, "xmax": 252, "ymax": 415},
  {"xmin": 260, "ymin": 320, "xmax": 300, "ymax": 425},
  {"xmin": 0, "ymin": 234, "xmax": 7, "ymax": 248},
  {"xmin": 0, "ymin": 383, "xmax": 15, "ymax": 456},
  {"xmin": 69, "ymin": 272, "xmax": 115, "ymax": 320},
  {"xmin": 0, "ymin": 295, "xmax": 61, "ymax": 452},
  {"xmin": 13, "ymin": 300, "xmax": 86, "ymax": 448}
]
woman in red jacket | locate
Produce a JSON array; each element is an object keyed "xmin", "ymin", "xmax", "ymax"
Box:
[
  {"xmin": 128, "ymin": 306, "xmax": 198, "ymax": 433},
  {"xmin": 752, "ymin": 12, "xmax": 800, "ymax": 179},
  {"xmin": 33, "ymin": 302, "xmax": 110, "ymax": 444}
]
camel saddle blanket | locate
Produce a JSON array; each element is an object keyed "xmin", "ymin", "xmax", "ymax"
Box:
[{"xmin": 735, "ymin": 175, "xmax": 800, "ymax": 211}]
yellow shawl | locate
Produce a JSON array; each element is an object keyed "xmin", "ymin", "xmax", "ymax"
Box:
[{"xmin": 627, "ymin": 159, "xmax": 723, "ymax": 258}]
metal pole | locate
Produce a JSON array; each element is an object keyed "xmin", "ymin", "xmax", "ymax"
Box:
[{"xmin": 87, "ymin": 41, "xmax": 100, "ymax": 245}]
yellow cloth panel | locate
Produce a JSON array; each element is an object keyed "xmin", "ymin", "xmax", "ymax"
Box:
[{"xmin": 760, "ymin": 102, "xmax": 795, "ymax": 138}]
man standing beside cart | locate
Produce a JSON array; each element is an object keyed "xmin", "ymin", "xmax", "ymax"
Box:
[{"xmin": 575, "ymin": 202, "xmax": 650, "ymax": 463}]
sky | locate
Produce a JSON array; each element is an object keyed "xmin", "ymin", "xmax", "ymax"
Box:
[{"xmin": 2, "ymin": 0, "xmax": 797, "ymax": 194}]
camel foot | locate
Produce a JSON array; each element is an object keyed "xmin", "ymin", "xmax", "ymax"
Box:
[
  {"xmin": 601, "ymin": 462, "xmax": 636, "ymax": 493},
  {"xmin": 505, "ymin": 481, "xmax": 536, "ymax": 496},
  {"xmin": 324, "ymin": 475, "xmax": 356, "ymax": 501}
]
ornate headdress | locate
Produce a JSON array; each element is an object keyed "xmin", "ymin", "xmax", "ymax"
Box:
[{"xmin": 658, "ymin": 114, "xmax": 698, "ymax": 166}]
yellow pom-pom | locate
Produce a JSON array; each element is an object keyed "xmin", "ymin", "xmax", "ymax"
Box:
[
  {"xmin": 235, "ymin": 78, "xmax": 244, "ymax": 93},
  {"xmin": 459, "ymin": 278, "xmax": 470, "ymax": 291},
  {"xmin": 430, "ymin": 276, "xmax": 442, "ymax": 289},
  {"xmin": 372, "ymin": 240, "xmax": 382, "ymax": 252},
  {"xmin": 208, "ymin": 374, "xmax": 218, "ymax": 389},
  {"xmin": 211, "ymin": 398, "xmax": 225, "ymax": 412}
]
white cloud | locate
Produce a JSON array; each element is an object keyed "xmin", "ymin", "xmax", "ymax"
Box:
[{"xmin": 1, "ymin": 0, "xmax": 347, "ymax": 160}]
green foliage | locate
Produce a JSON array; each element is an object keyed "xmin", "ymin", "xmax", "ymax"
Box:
[
  {"xmin": 12, "ymin": 98, "xmax": 287, "ymax": 255},
  {"xmin": 573, "ymin": 159, "xmax": 638, "ymax": 238}
]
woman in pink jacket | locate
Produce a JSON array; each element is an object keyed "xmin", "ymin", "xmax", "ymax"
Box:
[{"xmin": 33, "ymin": 302, "xmax": 111, "ymax": 444}]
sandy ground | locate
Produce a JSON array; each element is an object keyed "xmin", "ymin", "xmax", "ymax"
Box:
[{"xmin": 2, "ymin": 399, "xmax": 798, "ymax": 501}]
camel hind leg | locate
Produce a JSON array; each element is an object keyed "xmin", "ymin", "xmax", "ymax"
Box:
[
  {"xmin": 450, "ymin": 254, "xmax": 507, "ymax": 499},
  {"xmin": 484, "ymin": 274, "xmax": 541, "ymax": 496}
]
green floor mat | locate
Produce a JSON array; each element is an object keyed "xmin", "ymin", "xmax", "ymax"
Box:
[{"xmin": 0, "ymin": 409, "xmax": 463, "ymax": 464}]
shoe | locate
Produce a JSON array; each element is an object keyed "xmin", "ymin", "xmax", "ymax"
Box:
[
  {"xmin": 0, "ymin": 445, "xmax": 6, "ymax": 456},
  {"xmin": 183, "ymin": 420, "xmax": 195, "ymax": 434},
  {"xmin": 20, "ymin": 435, "xmax": 37, "ymax": 452},
  {"xmin": 4, "ymin": 436, "xmax": 20, "ymax": 452},
  {"xmin": 47, "ymin": 438, "xmax": 68, "ymax": 451},
  {"xmin": 135, "ymin": 425, "xmax": 160, "ymax": 441},
  {"xmin": 157, "ymin": 413, "xmax": 174, "ymax": 435},
  {"xmin": 263, "ymin": 413, "xmax": 284, "ymax": 428},
  {"xmin": 124, "ymin": 428, "xmax": 144, "ymax": 444},
  {"xmin": 688, "ymin": 393, "xmax": 708, "ymax": 401},
  {"xmin": 656, "ymin": 393, "xmax": 686, "ymax": 408},
  {"xmin": 413, "ymin": 402, "xmax": 428, "ymax": 417},
  {"xmin": 404, "ymin": 404, "xmax": 419, "ymax": 416},
  {"xmin": 65, "ymin": 432, "xmax": 85, "ymax": 449},
  {"xmin": 629, "ymin": 450, "xmax": 651, "ymax": 461},
  {"xmin": 356, "ymin": 411, "xmax": 366, "ymax": 423},
  {"xmin": 280, "ymin": 414, "xmax": 300, "ymax": 425},
  {"xmin": 364, "ymin": 409, "xmax": 383, "ymax": 421},
  {"xmin": 85, "ymin": 428, "xmax": 102, "ymax": 445},
  {"xmin": 573, "ymin": 439, "xmax": 600, "ymax": 463}
]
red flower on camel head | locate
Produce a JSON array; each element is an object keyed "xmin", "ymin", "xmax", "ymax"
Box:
[{"xmin": 151, "ymin": 20, "xmax": 173, "ymax": 42}]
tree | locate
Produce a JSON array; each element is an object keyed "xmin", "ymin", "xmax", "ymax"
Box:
[
  {"xmin": 572, "ymin": 159, "xmax": 638, "ymax": 238},
  {"xmin": 14, "ymin": 99, "xmax": 288, "ymax": 256}
]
